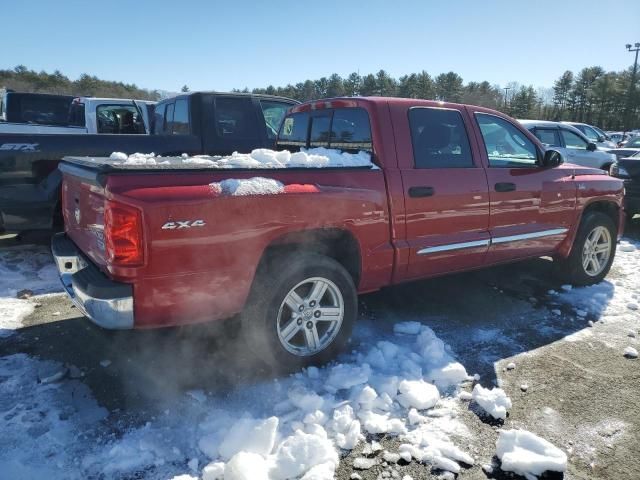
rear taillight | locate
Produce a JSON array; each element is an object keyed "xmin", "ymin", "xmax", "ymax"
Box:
[{"xmin": 104, "ymin": 200, "xmax": 144, "ymax": 266}]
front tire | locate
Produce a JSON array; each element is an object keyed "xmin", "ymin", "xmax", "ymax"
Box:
[
  {"xmin": 241, "ymin": 253, "xmax": 357, "ymax": 370},
  {"xmin": 554, "ymin": 211, "xmax": 617, "ymax": 286}
]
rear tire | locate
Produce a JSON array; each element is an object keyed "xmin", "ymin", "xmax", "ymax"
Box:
[
  {"xmin": 554, "ymin": 211, "xmax": 617, "ymax": 286},
  {"xmin": 241, "ymin": 253, "xmax": 357, "ymax": 370}
]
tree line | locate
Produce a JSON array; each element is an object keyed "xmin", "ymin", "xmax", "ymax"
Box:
[
  {"xmin": 245, "ymin": 67, "xmax": 639, "ymax": 130},
  {"xmin": 2, "ymin": 64, "xmax": 638, "ymax": 130},
  {"xmin": 0, "ymin": 65, "xmax": 160, "ymax": 101}
]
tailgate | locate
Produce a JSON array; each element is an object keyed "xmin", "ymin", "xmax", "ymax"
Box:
[{"xmin": 60, "ymin": 163, "xmax": 109, "ymax": 269}]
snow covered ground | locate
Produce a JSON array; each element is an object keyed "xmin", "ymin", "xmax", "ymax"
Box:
[{"xmin": 1, "ymin": 232, "xmax": 639, "ymax": 479}]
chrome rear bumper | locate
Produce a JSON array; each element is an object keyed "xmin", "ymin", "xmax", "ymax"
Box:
[{"xmin": 51, "ymin": 233, "xmax": 134, "ymax": 329}]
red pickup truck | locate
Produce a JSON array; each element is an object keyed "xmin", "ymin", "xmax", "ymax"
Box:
[{"xmin": 52, "ymin": 97, "xmax": 625, "ymax": 368}]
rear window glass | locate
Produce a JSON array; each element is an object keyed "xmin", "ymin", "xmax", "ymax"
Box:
[
  {"xmin": 408, "ymin": 107, "xmax": 474, "ymax": 168},
  {"xmin": 12, "ymin": 95, "xmax": 72, "ymax": 126},
  {"xmin": 214, "ymin": 97, "xmax": 259, "ymax": 139},
  {"xmin": 278, "ymin": 112, "xmax": 310, "ymax": 148},
  {"xmin": 330, "ymin": 108, "xmax": 372, "ymax": 151},
  {"xmin": 68, "ymin": 102, "xmax": 86, "ymax": 127},
  {"xmin": 278, "ymin": 107, "xmax": 372, "ymax": 152},
  {"xmin": 96, "ymin": 104, "xmax": 145, "ymax": 134},
  {"xmin": 310, "ymin": 115, "xmax": 332, "ymax": 147}
]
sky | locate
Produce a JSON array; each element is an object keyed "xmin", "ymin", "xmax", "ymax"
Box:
[{"xmin": 4, "ymin": 0, "xmax": 639, "ymax": 94}]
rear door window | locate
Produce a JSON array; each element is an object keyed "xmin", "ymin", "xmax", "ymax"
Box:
[
  {"xmin": 409, "ymin": 107, "xmax": 474, "ymax": 168},
  {"xmin": 533, "ymin": 128, "xmax": 560, "ymax": 147},
  {"xmin": 214, "ymin": 97, "xmax": 259, "ymax": 139}
]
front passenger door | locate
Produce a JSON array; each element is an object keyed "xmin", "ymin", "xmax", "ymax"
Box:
[
  {"xmin": 560, "ymin": 128, "xmax": 601, "ymax": 169},
  {"xmin": 472, "ymin": 113, "xmax": 576, "ymax": 263}
]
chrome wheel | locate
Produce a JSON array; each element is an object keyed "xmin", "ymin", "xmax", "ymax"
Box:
[
  {"xmin": 276, "ymin": 277, "xmax": 344, "ymax": 357},
  {"xmin": 582, "ymin": 226, "xmax": 612, "ymax": 277}
]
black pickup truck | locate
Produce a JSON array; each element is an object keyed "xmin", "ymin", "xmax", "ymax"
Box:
[{"xmin": 0, "ymin": 92, "xmax": 298, "ymax": 233}]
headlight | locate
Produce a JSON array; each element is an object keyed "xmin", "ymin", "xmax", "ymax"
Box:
[{"xmin": 609, "ymin": 162, "xmax": 630, "ymax": 179}]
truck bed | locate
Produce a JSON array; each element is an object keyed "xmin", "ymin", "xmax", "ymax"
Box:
[{"xmin": 58, "ymin": 152, "xmax": 392, "ymax": 328}]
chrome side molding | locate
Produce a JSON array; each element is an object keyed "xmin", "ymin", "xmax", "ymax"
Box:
[{"xmin": 417, "ymin": 228, "xmax": 569, "ymax": 256}]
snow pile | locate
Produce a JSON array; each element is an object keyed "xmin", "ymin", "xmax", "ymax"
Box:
[
  {"xmin": 111, "ymin": 147, "xmax": 374, "ymax": 169},
  {"xmin": 210, "ymin": 177, "xmax": 284, "ymax": 196},
  {"xmin": 0, "ymin": 320, "xmax": 473, "ymax": 479},
  {"xmin": 496, "ymin": 429, "xmax": 567, "ymax": 480},
  {"xmin": 188, "ymin": 323, "xmax": 473, "ymax": 478},
  {"xmin": 110, "ymin": 151, "xmax": 167, "ymax": 165},
  {"xmin": 471, "ymin": 385, "xmax": 512, "ymax": 420}
]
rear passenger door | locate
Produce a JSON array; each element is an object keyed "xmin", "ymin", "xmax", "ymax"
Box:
[{"xmin": 391, "ymin": 104, "xmax": 491, "ymax": 280}]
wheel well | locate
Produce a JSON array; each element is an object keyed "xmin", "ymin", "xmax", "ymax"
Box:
[
  {"xmin": 600, "ymin": 163, "xmax": 612, "ymax": 172},
  {"xmin": 257, "ymin": 229, "xmax": 361, "ymax": 287},
  {"xmin": 582, "ymin": 201, "xmax": 619, "ymax": 228}
]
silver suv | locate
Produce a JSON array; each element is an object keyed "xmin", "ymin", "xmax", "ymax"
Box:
[
  {"xmin": 519, "ymin": 120, "xmax": 616, "ymax": 170},
  {"xmin": 562, "ymin": 121, "xmax": 617, "ymax": 149}
]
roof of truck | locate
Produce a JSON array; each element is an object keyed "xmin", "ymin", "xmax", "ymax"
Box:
[
  {"xmin": 157, "ymin": 91, "xmax": 299, "ymax": 105},
  {"xmin": 289, "ymin": 96, "xmax": 487, "ymax": 113}
]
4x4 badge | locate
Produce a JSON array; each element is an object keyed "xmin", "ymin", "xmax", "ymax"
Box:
[{"xmin": 161, "ymin": 220, "xmax": 206, "ymax": 230}]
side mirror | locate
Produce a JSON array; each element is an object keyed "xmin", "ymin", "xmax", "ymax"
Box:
[
  {"xmin": 587, "ymin": 142, "xmax": 597, "ymax": 152},
  {"xmin": 542, "ymin": 149, "xmax": 564, "ymax": 168}
]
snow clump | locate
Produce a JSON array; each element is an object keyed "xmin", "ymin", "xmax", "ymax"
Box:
[
  {"xmin": 471, "ymin": 385, "xmax": 512, "ymax": 420},
  {"xmin": 496, "ymin": 429, "xmax": 567, "ymax": 480}
]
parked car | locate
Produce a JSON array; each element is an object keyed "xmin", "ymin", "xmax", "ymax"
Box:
[
  {"xmin": 53, "ymin": 97, "xmax": 624, "ymax": 368},
  {"xmin": 0, "ymin": 92, "xmax": 298, "ymax": 234},
  {"xmin": 0, "ymin": 96, "xmax": 155, "ymax": 135},
  {"xmin": 608, "ymin": 136, "xmax": 640, "ymax": 160},
  {"xmin": 519, "ymin": 120, "xmax": 616, "ymax": 170},
  {"xmin": 562, "ymin": 121, "xmax": 617, "ymax": 148},
  {"xmin": 607, "ymin": 132, "xmax": 634, "ymax": 147},
  {"xmin": 609, "ymin": 152, "xmax": 640, "ymax": 220}
]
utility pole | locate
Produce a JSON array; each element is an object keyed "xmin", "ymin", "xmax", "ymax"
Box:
[
  {"xmin": 503, "ymin": 87, "xmax": 511, "ymax": 111},
  {"xmin": 624, "ymin": 42, "xmax": 640, "ymax": 134}
]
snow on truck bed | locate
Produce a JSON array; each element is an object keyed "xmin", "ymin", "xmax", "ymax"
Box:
[{"xmin": 91, "ymin": 148, "xmax": 374, "ymax": 170}]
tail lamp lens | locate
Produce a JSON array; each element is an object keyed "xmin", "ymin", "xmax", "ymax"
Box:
[{"xmin": 104, "ymin": 201, "xmax": 144, "ymax": 266}]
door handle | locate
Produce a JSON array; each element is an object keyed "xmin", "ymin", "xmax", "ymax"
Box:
[
  {"xmin": 409, "ymin": 186, "xmax": 435, "ymax": 198},
  {"xmin": 495, "ymin": 182, "xmax": 516, "ymax": 192}
]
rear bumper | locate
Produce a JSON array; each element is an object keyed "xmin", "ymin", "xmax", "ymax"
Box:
[{"xmin": 51, "ymin": 233, "xmax": 134, "ymax": 329}]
